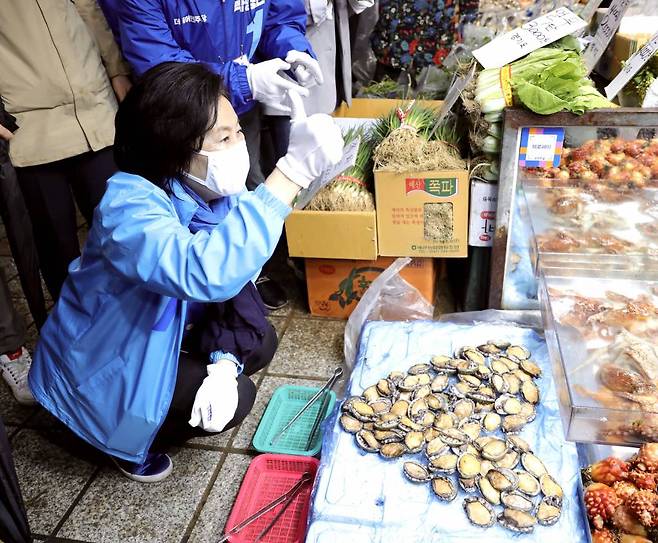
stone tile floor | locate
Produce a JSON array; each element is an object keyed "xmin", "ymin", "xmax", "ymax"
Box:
[
  {"xmin": 0, "ymin": 218, "xmax": 454, "ymax": 543},
  {"xmin": 0, "ymin": 218, "xmax": 353, "ymax": 543}
]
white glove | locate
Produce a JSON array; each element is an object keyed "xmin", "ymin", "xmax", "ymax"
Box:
[
  {"xmin": 276, "ymin": 91, "xmax": 344, "ymax": 189},
  {"xmin": 347, "ymin": 0, "xmax": 374, "ymax": 14},
  {"xmin": 188, "ymin": 360, "xmax": 239, "ymax": 433},
  {"xmin": 285, "ymin": 51, "xmax": 324, "ymax": 88},
  {"xmin": 246, "ymin": 59, "xmax": 310, "ymax": 113}
]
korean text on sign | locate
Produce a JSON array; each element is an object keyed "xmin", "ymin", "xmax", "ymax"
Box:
[{"xmin": 473, "ymin": 8, "xmax": 587, "ymax": 69}]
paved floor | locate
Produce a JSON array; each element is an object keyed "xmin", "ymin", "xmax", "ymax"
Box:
[{"xmin": 0, "ymin": 216, "xmax": 453, "ymax": 543}]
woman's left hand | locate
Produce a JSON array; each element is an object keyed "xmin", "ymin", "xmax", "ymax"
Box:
[{"xmin": 188, "ymin": 361, "xmax": 239, "ymax": 432}]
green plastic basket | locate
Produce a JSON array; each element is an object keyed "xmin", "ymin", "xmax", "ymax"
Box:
[{"xmin": 252, "ymin": 385, "xmax": 337, "ymax": 456}]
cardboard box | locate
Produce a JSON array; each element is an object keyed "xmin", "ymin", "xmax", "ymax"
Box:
[
  {"xmin": 333, "ymin": 98, "xmax": 443, "ymax": 119},
  {"xmin": 375, "ymin": 169, "xmax": 469, "ymax": 258},
  {"xmin": 285, "ymin": 98, "xmax": 447, "ymax": 260},
  {"xmin": 305, "ymin": 257, "xmax": 436, "ymax": 318},
  {"xmin": 285, "ymin": 210, "xmax": 377, "ymax": 260}
]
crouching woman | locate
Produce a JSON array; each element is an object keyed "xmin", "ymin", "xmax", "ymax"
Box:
[{"xmin": 28, "ymin": 62, "xmax": 343, "ymax": 482}]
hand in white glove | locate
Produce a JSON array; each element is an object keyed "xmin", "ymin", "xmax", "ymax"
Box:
[
  {"xmin": 276, "ymin": 91, "xmax": 344, "ymax": 189},
  {"xmin": 188, "ymin": 360, "xmax": 239, "ymax": 433},
  {"xmin": 246, "ymin": 59, "xmax": 309, "ymax": 113},
  {"xmin": 285, "ymin": 51, "xmax": 324, "ymax": 88},
  {"xmin": 347, "ymin": 0, "xmax": 374, "ymax": 14}
]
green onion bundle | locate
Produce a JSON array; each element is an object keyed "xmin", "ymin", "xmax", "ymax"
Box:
[
  {"xmin": 369, "ymin": 103, "xmax": 440, "ymax": 148},
  {"xmin": 306, "ymin": 127, "xmax": 375, "ymax": 212},
  {"xmin": 372, "ymin": 103, "xmax": 465, "ymax": 172}
]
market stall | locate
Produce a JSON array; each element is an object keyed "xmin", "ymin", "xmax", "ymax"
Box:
[{"xmin": 217, "ymin": 2, "xmax": 658, "ymax": 542}]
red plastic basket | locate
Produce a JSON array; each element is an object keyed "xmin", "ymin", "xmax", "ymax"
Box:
[{"xmin": 225, "ymin": 454, "xmax": 319, "ymax": 543}]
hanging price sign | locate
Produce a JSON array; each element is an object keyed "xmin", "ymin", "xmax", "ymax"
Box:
[
  {"xmin": 437, "ymin": 64, "xmax": 477, "ymax": 124},
  {"xmin": 582, "ymin": 0, "xmax": 632, "ymax": 73},
  {"xmin": 604, "ymin": 31, "xmax": 658, "ymax": 99},
  {"xmin": 473, "ymin": 8, "xmax": 587, "ymax": 69}
]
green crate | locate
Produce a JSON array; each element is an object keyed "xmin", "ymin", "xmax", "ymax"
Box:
[{"xmin": 252, "ymin": 385, "xmax": 337, "ymax": 456}]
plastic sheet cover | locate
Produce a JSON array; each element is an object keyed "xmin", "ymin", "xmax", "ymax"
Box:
[
  {"xmin": 307, "ymin": 319, "xmax": 587, "ymax": 543},
  {"xmin": 504, "ymin": 189, "xmax": 540, "ymax": 310}
]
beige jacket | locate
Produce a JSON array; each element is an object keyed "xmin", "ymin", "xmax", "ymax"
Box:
[{"xmin": 0, "ymin": 0, "xmax": 130, "ymax": 167}]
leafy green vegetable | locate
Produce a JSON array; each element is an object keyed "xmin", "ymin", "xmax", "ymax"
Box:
[
  {"xmin": 474, "ymin": 40, "xmax": 615, "ymax": 116},
  {"xmin": 515, "ymin": 81, "xmax": 570, "ymax": 115},
  {"xmin": 569, "ymin": 85, "xmax": 618, "ymax": 114}
]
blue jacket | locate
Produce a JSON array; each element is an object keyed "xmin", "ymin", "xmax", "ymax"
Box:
[
  {"xmin": 29, "ymin": 173, "xmax": 290, "ymax": 462},
  {"xmin": 101, "ymin": 0, "xmax": 313, "ymax": 116}
]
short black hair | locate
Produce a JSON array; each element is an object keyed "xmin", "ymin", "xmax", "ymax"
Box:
[{"xmin": 114, "ymin": 62, "xmax": 226, "ymax": 188}]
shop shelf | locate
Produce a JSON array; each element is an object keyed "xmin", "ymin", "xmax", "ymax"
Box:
[
  {"xmin": 225, "ymin": 454, "xmax": 319, "ymax": 543},
  {"xmin": 253, "ymin": 385, "xmax": 337, "ymax": 456}
]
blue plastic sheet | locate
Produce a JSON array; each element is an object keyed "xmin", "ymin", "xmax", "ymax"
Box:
[{"xmin": 307, "ymin": 320, "xmax": 587, "ymax": 543}]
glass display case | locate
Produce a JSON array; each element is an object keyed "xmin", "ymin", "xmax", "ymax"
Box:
[
  {"xmin": 520, "ymin": 179, "xmax": 658, "ymax": 274},
  {"xmin": 540, "ymin": 266, "xmax": 658, "ymax": 447},
  {"xmin": 490, "ymin": 108, "xmax": 658, "ymax": 310}
]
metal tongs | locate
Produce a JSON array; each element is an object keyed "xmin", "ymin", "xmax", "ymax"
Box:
[
  {"xmin": 253, "ymin": 472, "xmax": 310, "ymax": 543},
  {"xmin": 270, "ymin": 367, "xmax": 343, "ymax": 445},
  {"xmin": 217, "ymin": 472, "xmax": 312, "ymax": 543}
]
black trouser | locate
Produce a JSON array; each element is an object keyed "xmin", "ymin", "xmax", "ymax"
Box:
[
  {"xmin": 151, "ymin": 323, "xmax": 278, "ymax": 452},
  {"xmin": 240, "ymin": 105, "xmax": 266, "ymax": 191},
  {"xmin": 15, "ymin": 147, "xmax": 116, "ymax": 300},
  {"xmin": 0, "ymin": 134, "xmax": 47, "ymax": 329},
  {"xmin": 0, "ymin": 266, "xmax": 24, "ymax": 355}
]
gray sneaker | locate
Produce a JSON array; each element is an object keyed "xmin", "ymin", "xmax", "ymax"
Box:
[{"xmin": 0, "ymin": 347, "xmax": 37, "ymax": 405}]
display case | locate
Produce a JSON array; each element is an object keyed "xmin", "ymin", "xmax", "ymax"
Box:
[
  {"xmin": 539, "ymin": 266, "xmax": 658, "ymax": 447},
  {"xmin": 490, "ymin": 108, "xmax": 658, "ymax": 310},
  {"xmin": 520, "ymin": 179, "xmax": 658, "ymax": 274}
]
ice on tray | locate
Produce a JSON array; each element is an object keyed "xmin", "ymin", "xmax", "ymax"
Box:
[{"xmin": 307, "ymin": 320, "xmax": 586, "ymax": 543}]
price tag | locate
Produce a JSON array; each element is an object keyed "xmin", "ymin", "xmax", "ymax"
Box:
[
  {"xmin": 469, "ymin": 181, "xmax": 498, "ymax": 247},
  {"xmin": 437, "ymin": 64, "xmax": 477, "ymax": 124},
  {"xmin": 582, "ymin": 0, "xmax": 632, "ymax": 73},
  {"xmin": 294, "ymin": 137, "xmax": 360, "ymax": 209},
  {"xmin": 473, "ymin": 8, "xmax": 587, "ymax": 69},
  {"xmin": 518, "ymin": 127, "xmax": 565, "ymax": 168},
  {"xmin": 605, "ymin": 31, "xmax": 658, "ymax": 99}
]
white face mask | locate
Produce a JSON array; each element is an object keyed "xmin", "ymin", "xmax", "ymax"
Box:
[{"xmin": 184, "ymin": 139, "xmax": 250, "ymax": 198}]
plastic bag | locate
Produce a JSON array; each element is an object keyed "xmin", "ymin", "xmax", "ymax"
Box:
[
  {"xmin": 439, "ymin": 308, "xmax": 543, "ymax": 330},
  {"xmin": 415, "ymin": 65, "xmax": 452, "ymax": 99},
  {"xmin": 343, "ymin": 258, "xmax": 434, "ymax": 368},
  {"xmin": 351, "ymin": 2, "xmax": 379, "ymax": 92}
]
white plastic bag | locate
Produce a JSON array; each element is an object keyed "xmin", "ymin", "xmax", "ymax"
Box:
[{"xmin": 343, "ymin": 257, "xmax": 434, "ymax": 368}]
